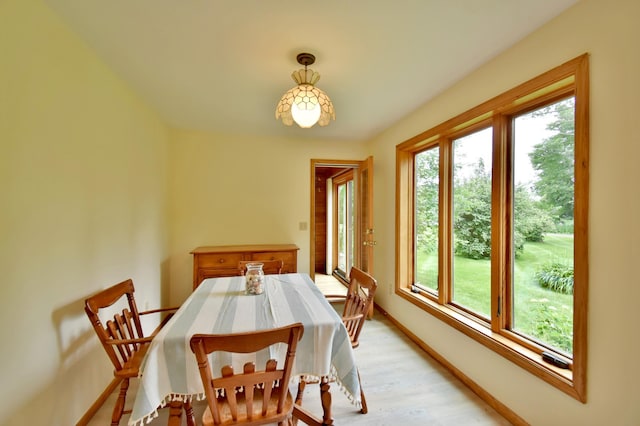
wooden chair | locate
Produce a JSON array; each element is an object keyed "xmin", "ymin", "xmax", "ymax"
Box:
[
  {"xmin": 190, "ymin": 323, "xmax": 304, "ymax": 426},
  {"xmin": 238, "ymin": 259, "xmax": 284, "ymax": 275},
  {"xmin": 327, "ymin": 267, "xmax": 377, "ymax": 350},
  {"xmin": 83, "ymin": 279, "xmax": 192, "ymax": 426},
  {"xmin": 299, "ymin": 267, "xmax": 377, "ymax": 414}
]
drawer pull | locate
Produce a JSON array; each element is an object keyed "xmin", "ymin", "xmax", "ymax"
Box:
[{"xmin": 219, "ymin": 258, "xmax": 225, "ymax": 263}]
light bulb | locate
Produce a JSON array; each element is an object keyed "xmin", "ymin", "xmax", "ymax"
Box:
[{"xmin": 291, "ymin": 100, "xmax": 321, "ymax": 128}]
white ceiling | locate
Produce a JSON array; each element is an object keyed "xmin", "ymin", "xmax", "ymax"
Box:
[{"xmin": 45, "ymin": 0, "xmax": 578, "ymax": 142}]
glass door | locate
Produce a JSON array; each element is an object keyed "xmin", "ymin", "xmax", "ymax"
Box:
[{"xmin": 333, "ymin": 169, "xmax": 355, "ymax": 279}]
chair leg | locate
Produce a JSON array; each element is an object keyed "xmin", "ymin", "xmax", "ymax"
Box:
[
  {"xmin": 111, "ymin": 378, "xmax": 129, "ymax": 426},
  {"xmin": 295, "ymin": 379, "xmax": 306, "ymax": 407},
  {"xmin": 357, "ymin": 368, "xmax": 368, "ymax": 414},
  {"xmin": 183, "ymin": 400, "xmax": 196, "ymax": 426}
]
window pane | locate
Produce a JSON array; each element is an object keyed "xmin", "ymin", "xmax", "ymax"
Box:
[
  {"xmin": 337, "ymin": 183, "xmax": 346, "ymax": 272},
  {"xmin": 414, "ymin": 147, "xmax": 439, "ymax": 292},
  {"xmin": 452, "ymin": 128, "xmax": 492, "ymax": 318},
  {"xmin": 512, "ymin": 98, "xmax": 575, "ymax": 355},
  {"xmin": 336, "ymin": 179, "xmax": 355, "ymax": 275}
]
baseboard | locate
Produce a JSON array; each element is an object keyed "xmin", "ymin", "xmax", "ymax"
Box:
[
  {"xmin": 373, "ymin": 304, "xmax": 528, "ymax": 426},
  {"xmin": 75, "ymin": 377, "xmax": 122, "ymax": 425}
]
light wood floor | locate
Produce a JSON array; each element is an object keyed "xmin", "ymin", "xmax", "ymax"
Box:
[{"xmin": 87, "ymin": 275, "xmax": 511, "ymax": 425}]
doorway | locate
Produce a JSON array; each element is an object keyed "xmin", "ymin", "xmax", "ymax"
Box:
[{"xmin": 309, "ymin": 157, "xmax": 374, "ymax": 283}]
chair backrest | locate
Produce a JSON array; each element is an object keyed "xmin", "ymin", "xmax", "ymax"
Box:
[
  {"xmin": 190, "ymin": 323, "xmax": 304, "ymax": 425},
  {"xmin": 84, "ymin": 279, "xmax": 149, "ymax": 373},
  {"xmin": 238, "ymin": 259, "xmax": 284, "ymax": 276},
  {"xmin": 342, "ymin": 267, "xmax": 378, "ymax": 348}
]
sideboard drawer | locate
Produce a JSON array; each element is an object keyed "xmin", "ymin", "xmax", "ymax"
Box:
[
  {"xmin": 251, "ymin": 251, "xmax": 297, "ymax": 273},
  {"xmin": 251, "ymin": 251, "xmax": 295, "ymax": 263},
  {"xmin": 197, "ymin": 252, "xmax": 245, "ymax": 268},
  {"xmin": 195, "ymin": 267, "xmax": 236, "ymax": 283}
]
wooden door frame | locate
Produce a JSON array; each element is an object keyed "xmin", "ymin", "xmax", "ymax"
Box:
[{"xmin": 309, "ymin": 159, "xmax": 366, "ymax": 282}]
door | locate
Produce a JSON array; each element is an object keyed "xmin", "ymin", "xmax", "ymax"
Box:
[
  {"xmin": 310, "ymin": 157, "xmax": 374, "ymax": 282},
  {"xmin": 358, "ymin": 156, "xmax": 375, "ymax": 276}
]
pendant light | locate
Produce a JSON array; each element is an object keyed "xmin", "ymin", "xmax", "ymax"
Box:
[{"xmin": 275, "ymin": 53, "xmax": 335, "ymax": 128}]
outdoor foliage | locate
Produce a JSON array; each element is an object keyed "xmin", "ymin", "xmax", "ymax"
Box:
[
  {"xmin": 514, "ymin": 184, "xmax": 554, "ymax": 243},
  {"xmin": 454, "ymin": 160, "xmax": 492, "ymax": 259},
  {"xmin": 452, "ymin": 162, "xmax": 553, "ymax": 259},
  {"xmin": 415, "ymin": 148, "xmax": 439, "ymax": 254},
  {"xmin": 529, "ymin": 298, "xmax": 573, "ymax": 353},
  {"xmin": 529, "ymin": 98, "xmax": 576, "ymax": 222},
  {"xmin": 535, "ymin": 262, "xmax": 574, "ymax": 294},
  {"xmin": 413, "ymin": 97, "xmax": 576, "ymax": 354},
  {"xmin": 417, "ymin": 235, "xmax": 575, "ymax": 353}
]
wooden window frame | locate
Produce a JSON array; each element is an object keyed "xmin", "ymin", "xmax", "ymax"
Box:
[{"xmin": 395, "ymin": 54, "xmax": 589, "ymax": 402}]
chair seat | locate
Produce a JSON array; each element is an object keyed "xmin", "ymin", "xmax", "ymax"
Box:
[
  {"xmin": 114, "ymin": 341, "xmax": 151, "ymax": 379},
  {"xmin": 202, "ymin": 390, "xmax": 294, "ymax": 426}
]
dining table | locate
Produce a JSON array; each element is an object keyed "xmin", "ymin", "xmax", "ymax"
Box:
[{"xmin": 127, "ymin": 272, "xmax": 361, "ymax": 426}]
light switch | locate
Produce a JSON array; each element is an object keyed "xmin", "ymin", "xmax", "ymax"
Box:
[{"xmin": 299, "ymin": 221, "xmax": 308, "ymax": 231}]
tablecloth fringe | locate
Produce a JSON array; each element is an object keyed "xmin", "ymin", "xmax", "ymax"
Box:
[{"xmin": 330, "ymin": 365, "xmax": 362, "ymax": 410}]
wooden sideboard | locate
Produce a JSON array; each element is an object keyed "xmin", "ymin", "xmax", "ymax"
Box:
[{"xmin": 190, "ymin": 244, "xmax": 299, "ymax": 289}]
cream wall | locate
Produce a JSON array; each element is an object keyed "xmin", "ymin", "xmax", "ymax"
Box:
[
  {"xmin": 0, "ymin": 1, "xmax": 172, "ymax": 425},
  {"xmin": 368, "ymin": 0, "xmax": 640, "ymax": 424},
  {"xmin": 168, "ymin": 129, "xmax": 365, "ymax": 304}
]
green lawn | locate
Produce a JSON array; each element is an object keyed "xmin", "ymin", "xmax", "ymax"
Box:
[{"xmin": 416, "ymin": 233, "xmax": 574, "ymax": 353}]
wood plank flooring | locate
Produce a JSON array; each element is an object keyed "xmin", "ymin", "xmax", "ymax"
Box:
[{"xmin": 87, "ymin": 275, "xmax": 511, "ymax": 425}]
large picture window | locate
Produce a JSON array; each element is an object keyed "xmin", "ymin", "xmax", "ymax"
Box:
[{"xmin": 396, "ymin": 54, "xmax": 588, "ymax": 401}]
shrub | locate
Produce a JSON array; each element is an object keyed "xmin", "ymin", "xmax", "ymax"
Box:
[
  {"xmin": 535, "ymin": 262, "xmax": 574, "ymax": 294},
  {"xmin": 517, "ymin": 211, "xmax": 554, "ymax": 242},
  {"xmin": 554, "ymin": 219, "xmax": 574, "ymax": 234},
  {"xmin": 454, "ymin": 209, "xmax": 492, "ymax": 259},
  {"xmin": 529, "ymin": 298, "xmax": 573, "ymax": 353}
]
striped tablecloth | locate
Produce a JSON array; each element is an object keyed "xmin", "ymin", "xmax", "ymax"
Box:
[{"xmin": 128, "ymin": 273, "xmax": 360, "ymax": 426}]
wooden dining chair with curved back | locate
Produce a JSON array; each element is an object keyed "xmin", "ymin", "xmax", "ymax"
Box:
[
  {"xmin": 83, "ymin": 278, "xmax": 192, "ymax": 426},
  {"xmin": 329, "ymin": 267, "xmax": 377, "ymax": 351},
  {"xmin": 238, "ymin": 259, "xmax": 284, "ymax": 276},
  {"xmin": 190, "ymin": 323, "xmax": 304, "ymax": 426},
  {"xmin": 299, "ymin": 266, "xmax": 377, "ymax": 415}
]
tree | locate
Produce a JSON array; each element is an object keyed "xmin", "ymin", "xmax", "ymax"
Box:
[
  {"xmin": 454, "ymin": 159, "xmax": 492, "ymax": 259},
  {"xmin": 529, "ymin": 98, "xmax": 575, "ymax": 221},
  {"xmin": 514, "ymin": 183, "xmax": 554, "ymax": 244},
  {"xmin": 415, "ymin": 148, "xmax": 439, "ymax": 254},
  {"xmin": 453, "ymin": 160, "xmax": 552, "ymax": 259}
]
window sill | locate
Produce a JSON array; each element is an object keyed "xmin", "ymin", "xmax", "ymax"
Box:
[{"xmin": 397, "ymin": 287, "xmax": 583, "ymax": 402}]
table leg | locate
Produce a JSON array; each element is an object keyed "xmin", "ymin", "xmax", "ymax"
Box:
[
  {"xmin": 168, "ymin": 400, "xmax": 182, "ymax": 426},
  {"xmin": 319, "ymin": 377, "xmax": 334, "ymax": 425}
]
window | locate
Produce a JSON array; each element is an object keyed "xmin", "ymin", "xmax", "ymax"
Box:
[{"xmin": 396, "ymin": 54, "xmax": 588, "ymax": 401}]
